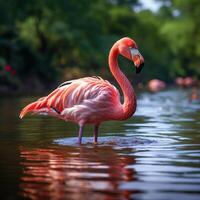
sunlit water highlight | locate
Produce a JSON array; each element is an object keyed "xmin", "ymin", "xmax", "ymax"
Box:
[{"xmin": 0, "ymin": 88, "xmax": 200, "ymax": 200}]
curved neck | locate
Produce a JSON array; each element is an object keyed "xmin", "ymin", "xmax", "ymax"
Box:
[{"xmin": 109, "ymin": 44, "xmax": 136, "ymax": 120}]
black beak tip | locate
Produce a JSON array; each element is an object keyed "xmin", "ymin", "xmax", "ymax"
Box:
[{"xmin": 136, "ymin": 62, "xmax": 144, "ymax": 74}]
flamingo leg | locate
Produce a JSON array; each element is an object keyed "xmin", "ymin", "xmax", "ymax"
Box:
[
  {"xmin": 78, "ymin": 125, "xmax": 83, "ymax": 144},
  {"xmin": 94, "ymin": 124, "xmax": 99, "ymax": 144}
]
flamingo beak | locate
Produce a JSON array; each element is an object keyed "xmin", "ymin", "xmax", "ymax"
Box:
[{"xmin": 130, "ymin": 48, "xmax": 144, "ymax": 74}]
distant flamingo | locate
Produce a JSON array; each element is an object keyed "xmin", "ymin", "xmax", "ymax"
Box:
[
  {"xmin": 175, "ymin": 77, "xmax": 185, "ymax": 87},
  {"xmin": 19, "ymin": 37, "xmax": 144, "ymax": 144},
  {"xmin": 175, "ymin": 77, "xmax": 196, "ymax": 87},
  {"xmin": 148, "ymin": 79, "xmax": 166, "ymax": 92},
  {"xmin": 184, "ymin": 77, "xmax": 196, "ymax": 87}
]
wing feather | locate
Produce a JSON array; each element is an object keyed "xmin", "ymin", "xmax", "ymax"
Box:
[{"xmin": 19, "ymin": 77, "xmax": 121, "ymax": 123}]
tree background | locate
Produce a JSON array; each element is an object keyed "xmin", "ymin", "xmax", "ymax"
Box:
[{"xmin": 0, "ymin": 0, "xmax": 199, "ymax": 94}]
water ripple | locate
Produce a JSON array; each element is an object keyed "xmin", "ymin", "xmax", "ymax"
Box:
[{"xmin": 54, "ymin": 136, "xmax": 155, "ymax": 147}]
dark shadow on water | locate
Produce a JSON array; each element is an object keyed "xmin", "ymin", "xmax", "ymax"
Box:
[{"xmin": 19, "ymin": 145, "xmax": 139, "ymax": 200}]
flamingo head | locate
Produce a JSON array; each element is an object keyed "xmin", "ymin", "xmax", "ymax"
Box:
[{"xmin": 118, "ymin": 37, "xmax": 144, "ymax": 73}]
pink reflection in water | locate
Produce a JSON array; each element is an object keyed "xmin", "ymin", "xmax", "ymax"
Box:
[{"xmin": 19, "ymin": 146, "xmax": 138, "ymax": 200}]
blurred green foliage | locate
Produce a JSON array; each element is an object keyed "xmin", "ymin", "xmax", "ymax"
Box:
[{"xmin": 0, "ymin": 0, "xmax": 199, "ymax": 92}]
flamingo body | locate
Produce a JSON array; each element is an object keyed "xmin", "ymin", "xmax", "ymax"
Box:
[
  {"xmin": 148, "ymin": 79, "xmax": 166, "ymax": 92},
  {"xmin": 175, "ymin": 77, "xmax": 196, "ymax": 87},
  {"xmin": 20, "ymin": 77, "xmax": 121, "ymax": 125},
  {"xmin": 20, "ymin": 37, "xmax": 144, "ymax": 144}
]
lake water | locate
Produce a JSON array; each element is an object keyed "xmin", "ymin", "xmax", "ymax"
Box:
[{"xmin": 0, "ymin": 88, "xmax": 200, "ymax": 200}]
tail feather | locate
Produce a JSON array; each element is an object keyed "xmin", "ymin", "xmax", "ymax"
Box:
[
  {"xmin": 19, "ymin": 87, "xmax": 69, "ymax": 119},
  {"xmin": 19, "ymin": 100, "xmax": 47, "ymax": 119}
]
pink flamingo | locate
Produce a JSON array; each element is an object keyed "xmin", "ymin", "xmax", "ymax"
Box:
[
  {"xmin": 19, "ymin": 37, "xmax": 144, "ymax": 144},
  {"xmin": 148, "ymin": 79, "xmax": 166, "ymax": 92},
  {"xmin": 175, "ymin": 77, "xmax": 196, "ymax": 87},
  {"xmin": 184, "ymin": 77, "xmax": 196, "ymax": 87},
  {"xmin": 175, "ymin": 77, "xmax": 185, "ymax": 87}
]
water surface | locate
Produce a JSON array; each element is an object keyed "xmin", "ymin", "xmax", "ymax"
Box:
[{"xmin": 0, "ymin": 88, "xmax": 200, "ymax": 200}]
